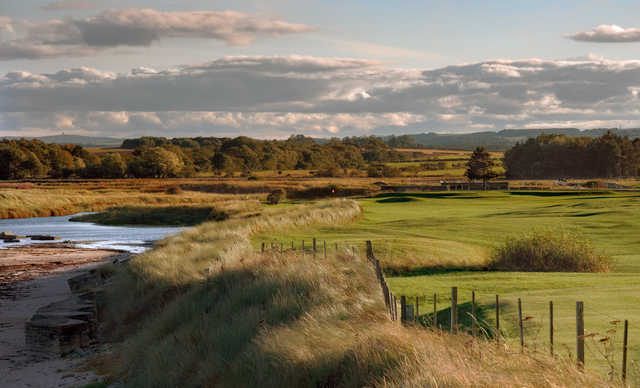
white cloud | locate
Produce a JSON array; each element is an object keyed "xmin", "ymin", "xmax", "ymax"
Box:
[
  {"xmin": 0, "ymin": 9, "xmax": 315, "ymax": 60},
  {"xmin": 3, "ymin": 55, "xmax": 640, "ymax": 137},
  {"xmin": 568, "ymin": 24, "xmax": 640, "ymax": 42}
]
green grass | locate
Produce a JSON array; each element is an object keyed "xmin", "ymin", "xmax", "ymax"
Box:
[
  {"xmin": 99, "ymin": 198, "xmax": 612, "ymax": 387},
  {"xmin": 254, "ymin": 191, "xmax": 640, "ymax": 377}
]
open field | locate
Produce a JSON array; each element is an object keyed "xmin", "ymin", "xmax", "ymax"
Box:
[
  {"xmin": 255, "ymin": 191, "xmax": 640, "ymax": 376},
  {"xmin": 96, "ymin": 199, "xmax": 611, "ymax": 387}
]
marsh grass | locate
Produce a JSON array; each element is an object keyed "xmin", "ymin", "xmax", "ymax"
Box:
[
  {"xmin": 490, "ymin": 229, "xmax": 612, "ymax": 272},
  {"xmin": 70, "ymin": 206, "xmax": 223, "ymax": 226},
  {"xmin": 69, "ymin": 199, "xmax": 260, "ymax": 226}
]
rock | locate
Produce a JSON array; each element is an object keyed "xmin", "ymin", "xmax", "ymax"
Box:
[
  {"xmin": 0, "ymin": 231, "xmax": 16, "ymax": 238},
  {"xmin": 27, "ymin": 235, "xmax": 60, "ymax": 241},
  {"xmin": 25, "ymin": 296, "xmax": 97, "ymax": 355},
  {"xmin": 2, "ymin": 238, "xmax": 20, "ymax": 243},
  {"xmin": 67, "ymin": 272, "xmax": 103, "ymax": 293},
  {"xmin": 25, "ymin": 317, "xmax": 91, "ymax": 356}
]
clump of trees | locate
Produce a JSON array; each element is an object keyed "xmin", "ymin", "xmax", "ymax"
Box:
[
  {"xmin": 504, "ymin": 132, "xmax": 640, "ymax": 178},
  {"xmin": 0, "ymin": 135, "xmax": 413, "ymax": 180}
]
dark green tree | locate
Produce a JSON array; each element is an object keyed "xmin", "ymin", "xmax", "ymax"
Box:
[{"xmin": 465, "ymin": 146, "xmax": 496, "ymax": 184}]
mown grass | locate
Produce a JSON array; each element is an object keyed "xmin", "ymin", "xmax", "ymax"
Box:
[
  {"xmin": 99, "ymin": 199, "xmax": 613, "ymax": 387},
  {"xmin": 255, "ymin": 191, "xmax": 640, "ymax": 376}
]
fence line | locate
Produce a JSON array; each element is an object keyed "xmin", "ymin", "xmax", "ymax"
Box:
[{"xmin": 259, "ymin": 239, "xmax": 633, "ymax": 379}]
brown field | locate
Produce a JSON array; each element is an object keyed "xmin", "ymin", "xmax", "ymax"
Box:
[{"xmin": 395, "ymin": 148, "xmax": 504, "ymax": 158}]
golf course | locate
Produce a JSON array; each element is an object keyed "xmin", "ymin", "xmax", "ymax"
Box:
[{"xmin": 255, "ymin": 191, "xmax": 640, "ymax": 375}]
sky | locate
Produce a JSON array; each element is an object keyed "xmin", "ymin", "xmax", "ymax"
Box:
[{"xmin": 1, "ymin": 0, "xmax": 640, "ymax": 139}]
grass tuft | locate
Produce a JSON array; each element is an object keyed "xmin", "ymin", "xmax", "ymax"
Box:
[{"xmin": 489, "ymin": 229, "xmax": 611, "ymax": 272}]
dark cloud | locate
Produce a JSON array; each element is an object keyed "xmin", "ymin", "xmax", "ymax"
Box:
[
  {"xmin": 2, "ymin": 55, "xmax": 640, "ymax": 137},
  {"xmin": 0, "ymin": 9, "xmax": 315, "ymax": 60}
]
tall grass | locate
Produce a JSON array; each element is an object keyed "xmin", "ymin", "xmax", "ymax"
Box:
[
  {"xmin": 490, "ymin": 229, "xmax": 612, "ymax": 272},
  {"xmin": 98, "ymin": 200, "xmax": 614, "ymax": 387},
  {"xmin": 0, "ymin": 188, "xmax": 261, "ymax": 219}
]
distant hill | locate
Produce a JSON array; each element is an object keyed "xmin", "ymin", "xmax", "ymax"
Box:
[
  {"xmin": 3, "ymin": 134, "xmax": 123, "ymax": 148},
  {"xmin": 388, "ymin": 128, "xmax": 640, "ymax": 151}
]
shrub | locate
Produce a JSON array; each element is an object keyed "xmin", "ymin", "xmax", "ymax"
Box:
[
  {"xmin": 267, "ymin": 188, "xmax": 285, "ymax": 204},
  {"xmin": 583, "ymin": 180, "xmax": 605, "ymax": 189},
  {"xmin": 165, "ymin": 184, "xmax": 183, "ymax": 195},
  {"xmin": 208, "ymin": 207, "xmax": 229, "ymax": 222},
  {"xmin": 489, "ymin": 229, "xmax": 611, "ymax": 272}
]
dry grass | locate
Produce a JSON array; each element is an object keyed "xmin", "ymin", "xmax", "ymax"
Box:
[
  {"xmin": 0, "ymin": 181, "xmax": 265, "ymax": 219},
  {"xmin": 490, "ymin": 229, "xmax": 612, "ymax": 272},
  {"xmin": 96, "ymin": 199, "xmax": 615, "ymax": 387}
]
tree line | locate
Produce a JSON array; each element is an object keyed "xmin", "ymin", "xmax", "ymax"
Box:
[
  {"xmin": 504, "ymin": 132, "xmax": 640, "ymax": 178},
  {"xmin": 0, "ymin": 135, "xmax": 415, "ymax": 179}
]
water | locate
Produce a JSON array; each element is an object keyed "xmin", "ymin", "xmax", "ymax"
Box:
[{"xmin": 0, "ymin": 213, "xmax": 185, "ymax": 253}]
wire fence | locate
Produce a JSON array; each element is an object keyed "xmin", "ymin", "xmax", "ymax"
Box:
[{"xmin": 258, "ymin": 238, "xmax": 635, "ymax": 383}]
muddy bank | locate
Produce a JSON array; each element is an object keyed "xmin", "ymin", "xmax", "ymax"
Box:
[{"xmin": 0, "ymin": 243, "xmax": 127, "ymax": 285}]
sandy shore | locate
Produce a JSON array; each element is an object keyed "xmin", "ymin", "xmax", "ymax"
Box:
[
  {"xmin": 0, "ymin": 244, "xmax": 127, "ymax": 387},
  {"xmin": 0, "ymin": 243, "xmax": 127, "ymax": 285}
]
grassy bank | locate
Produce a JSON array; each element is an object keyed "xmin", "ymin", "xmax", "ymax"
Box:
[
  {"xmin": 69, "ymin": 200, "xmax": 261, "ymax": 226},
  {"xmin": 254, "ymin": 191, "xmax": 640, "ymax": 376},
  {"xmin": 98, "ymin": 199, "xmax": 611, "ymax": 387},
  {"xmin": 0, "ymin": 187, "xmax": 259, "ymax": 220}
]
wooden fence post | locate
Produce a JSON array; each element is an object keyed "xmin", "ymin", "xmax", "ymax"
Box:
[
  {"xmin": 549, "ymin": 301, "xmax": 554, "ymax": 357},
  {"xmin": 335, "ymin": 242, "xmax": 338, "ymax": 252},
  {"xmin": 261, "ymin": 242, "xmax": 265, "ymax": 254},
  {"xmin": 393, "ymin": 295, "xmax": 398, "ymax": 321},
  {"xmin": 471, "ymin": 291, "xmax": 477, "ymax": 337},
  {"xmin": 451, "ymin": 287, "xmax": 458, "ymax": 333},
  {"xmin": 312, "ymin": 237, "xmax": 317, "ymax": 257},
  {"xmin": 415, "ymin": 296, "xmax": 419, "ymax": 324},
  {"xmin": 291, "ymin": 241, "xmax": 294, "ymax": 250},
  {"xmin": 495, "ymin": 295, "xmax": 500, "ymax": 343},
  {"xmin": 324, "ymin": 240, "xmax": 327, "ymax": 259},
  {"xmin": 518, "ymin": 298, "xmax": 524, "ymax": 352},
  {"xmin": 433, "ymin": 293, "xmax": 437, "ymax": 328},
  {"xmin": 576, "ymin": 301, "xmax": 584, "ymax": 369},
  {"xmin": 400, "ymin": 296, "xmax": 407, "ymax": 323},
  {"xmin": 623, "ymin": 320, "xmax": 629, "ymax": 383}
]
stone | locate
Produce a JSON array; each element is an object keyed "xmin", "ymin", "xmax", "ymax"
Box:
[
  {"xmin": 25, "ymin": 317, "xmax": 91, "ymax": 356},
  {"xmin": 27, "ymin": 235, "xmax": 60, "ymax": 241}
]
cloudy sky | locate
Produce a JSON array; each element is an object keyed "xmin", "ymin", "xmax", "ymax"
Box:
[{"xmin": 2, "ymin": 0, "xmax": 640, "ymax": 138}]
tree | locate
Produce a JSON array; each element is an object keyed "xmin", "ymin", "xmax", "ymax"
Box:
[
  {"xmin": 465, "ymin": 146, "xmax": 495, "ymax": 186},
  {"xmin": 0, "ymin": 144, "xmax": 27, "ymax": 179},
  {"xmin": 128, "ymin": 147, "xmax": 184, "ymax": 178},
  {"xmin": 100, "ymin": 153, "xmax": 127, "ymax": 178}
]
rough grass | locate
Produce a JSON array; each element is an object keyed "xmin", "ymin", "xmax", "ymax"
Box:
[
  {"xmin": 0, "ymin": 186, "xmax": 262, "ymax": 219},
  {"xmin": 69, "ymin": 200, "xmax": 261, "ymax": 226},
  {"xmin": 490, "ymin": 229, "xmax": 612, "ymax": 272},
  {"xmin": 69, "ymin": 206, "xmax": 224, "ymax": 226},
  {"xmin": 96, "ymin": 199, "xmax": 612, "ymax": 387},
  {"xmin": 256, "ymin": 191, "xmax": 640, "ymax": 376}
]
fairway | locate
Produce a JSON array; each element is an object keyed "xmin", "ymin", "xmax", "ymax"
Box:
[{"xmin": 254, "ymin": 191, "xmax": 640, "ymax": 376}]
